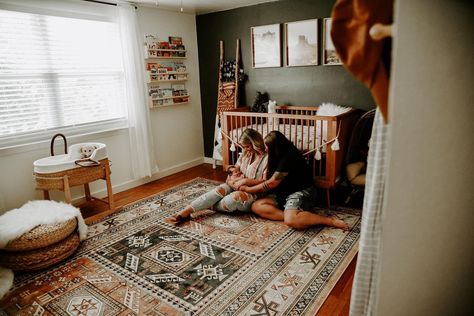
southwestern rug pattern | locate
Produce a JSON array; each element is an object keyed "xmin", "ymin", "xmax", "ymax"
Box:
[{"xmin": 0, "ymin": 178, "xmax": 361, "ymax": 316}]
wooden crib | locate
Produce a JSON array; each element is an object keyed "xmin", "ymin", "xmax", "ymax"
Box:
[{"xmin": 221, "ymin": 105, "xmax": 359, "ymax": 206}]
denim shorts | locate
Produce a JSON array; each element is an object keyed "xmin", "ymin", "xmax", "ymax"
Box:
[{"xmin": 268, "ymin": 186, "xmax": 317, "ymax": 211}]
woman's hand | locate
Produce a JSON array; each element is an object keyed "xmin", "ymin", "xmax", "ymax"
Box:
[
  {"xmin": 239, "ymin": 185, "xmax": 249, "ymax": 192},
  {"xmin": 227, "ymin": 178, "xmax": 239, "ymax": 190},
  {"xmin": 226, "ymin": 172, "xmax": 244, "ymax": 189},
  {"xmin": 234, "ymin": 178, "xmax": 247, "ymax": 189}
]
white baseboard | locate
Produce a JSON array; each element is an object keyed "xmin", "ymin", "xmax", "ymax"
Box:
[
  {"xmin": 203, "ymin": 157, "xmax": 222, "ymax": 166},
  {"xmin": 72, "ymin": 157, "xmax": 205, "ymax": 204}
]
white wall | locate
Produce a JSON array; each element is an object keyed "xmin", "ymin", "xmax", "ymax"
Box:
[
  {"xmin": 0, "ymin": 2, "xmax": 204, "ymax": 214},
  {"xmin": 136, "ymin": 7, "xmax": 204, "ymax": 170},
  {"xmin": 375, "ymin": 1, "xmax": 473, "ymax": 315}
]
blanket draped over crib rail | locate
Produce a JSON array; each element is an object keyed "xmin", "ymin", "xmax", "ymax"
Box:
[{"xmin": 212, "ymin": 39, "xmax": 243, "ymax": 162}]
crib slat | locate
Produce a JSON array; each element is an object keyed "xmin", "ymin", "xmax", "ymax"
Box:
[
  {"xmin": 294, "ymin": 118, "xmax": 297, "ymax": 144},
  {"xmin": 236, "ymin": 115, "xmax": 240, "ymax": 164},
  {"xmin": 306, "ymin": 118, "xmax": 308, "ymax": 152},
  {"xmin": 289, "ymin": 118, "xmax": 292, "ymax": 144},
  {"xmin": 239, "ymin": 116, "xmax": 243, "ymax": 147},
  {"xmin": 312, "ymin": 120, "xmax": 317, "ymax": 177},
  {"xmin": 318, "ymin": 118, "xmax": 323, "ymax": 176},
  {"xmin": 231, "ymin": 116, "xmax": 235, "ymax": 165}
]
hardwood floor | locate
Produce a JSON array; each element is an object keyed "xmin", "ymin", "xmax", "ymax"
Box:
[{"xmin": 80, "ymin": 163, "xmax": 356, "ymax": 316}]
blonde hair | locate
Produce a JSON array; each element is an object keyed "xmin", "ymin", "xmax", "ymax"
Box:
[{"xmin": 239, "ymin": 128, "xmax": 265, "ymax": 154}]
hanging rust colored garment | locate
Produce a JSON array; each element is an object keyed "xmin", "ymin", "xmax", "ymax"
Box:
[{"xmin": 331, "ymin": 0, "xmax": 394, "ymax": 123}]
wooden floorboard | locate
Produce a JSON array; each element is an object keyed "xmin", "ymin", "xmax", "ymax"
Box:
[{"xmin": 79, "ymin": 163, "xmax": 356, "ymax": 316}]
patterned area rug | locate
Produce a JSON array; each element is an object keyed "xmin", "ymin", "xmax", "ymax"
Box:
[{"xmin": 0, "ymin": 178, "xmax": 360, "ymax": 316}]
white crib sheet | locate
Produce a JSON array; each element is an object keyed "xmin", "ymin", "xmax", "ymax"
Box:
[{"xmin": 228, "ymin": 122, "xmax": 330, "ymax": 153}]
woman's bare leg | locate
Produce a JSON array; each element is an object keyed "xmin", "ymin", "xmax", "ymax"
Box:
[
  {"xmin": 251, "ymin": 198, "xmax": 285, "ymax": 221},
  {"xmin": 284, "ymin": 209, "xmax": 349, "ymax": 230},
  {"xmin": 215, "ymin": 191, "xmax": 255, "ymax": 212},
  {"xmin": 164, "ymin": 183, "xmax": 233, "ymax": 225}
]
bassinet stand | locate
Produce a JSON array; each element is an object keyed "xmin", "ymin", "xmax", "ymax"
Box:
[{"xmin": 34, "ymin": 134, "xmax": 115, "ymax": 212}]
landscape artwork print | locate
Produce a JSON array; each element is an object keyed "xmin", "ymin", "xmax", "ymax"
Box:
[
  {"xmin": 323, "ymin": 18, "xmax": 343, "ymax": 65},
  {"xmin": 251, "ymin": 24, "xmax": 281, "ymax": 68},
  {"xmin": 286, "ymin": 19, "xmax": 318, "ymax": 66}
]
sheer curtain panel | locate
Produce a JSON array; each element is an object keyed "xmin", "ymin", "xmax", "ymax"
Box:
[{"xmin": 117, "ymin": 4, "xmax": 158, "ymax": 178}]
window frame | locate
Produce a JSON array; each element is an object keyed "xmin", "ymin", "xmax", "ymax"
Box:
[{"xmin": 0, "ymin": 2, "xmax": 128, "ymax": 151}]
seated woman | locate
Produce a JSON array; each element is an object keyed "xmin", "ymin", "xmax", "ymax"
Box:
[
  {"xmin": 165, "ymin": 128, "xmax": 268, "ymax": 225},
  {"xmin": 240, "ymin": 131, "xmax": 348, "ymax": 230}
]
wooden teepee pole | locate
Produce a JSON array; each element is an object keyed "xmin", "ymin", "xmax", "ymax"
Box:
[
  {"xmin": 218, "ymin": 40, "xmax": 224, "ymax": 90},
  {"xmin": 234, "ymin": 39, "xmax": 240, "ymax": 108}
]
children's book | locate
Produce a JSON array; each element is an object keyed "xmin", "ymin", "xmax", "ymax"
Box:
[{"xmin": 169, "ymin": 36, "xmax": 182, "ymax": 45}]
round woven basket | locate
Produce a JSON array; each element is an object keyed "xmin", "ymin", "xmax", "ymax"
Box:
[
  {"xmin": 3, "ymin": 218, "xmax": 77, "ymax": 252},
  {"xmin": 0, "ymin": 231, "xmax": 80, "ymax": 272},
  {"xmin": 34, "ymin": 159, "xmax": 109, "ymax": 190}
]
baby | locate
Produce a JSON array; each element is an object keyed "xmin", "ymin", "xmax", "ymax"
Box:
[{"xmin": 225, "ymin": 165, "xmax": 245, "ymax": 190}]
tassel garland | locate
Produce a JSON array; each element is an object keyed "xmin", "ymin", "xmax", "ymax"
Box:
[
  {"xmin": 315, "ymin": 149, "xmax": 322, "ymax": 160},
  {"xmin": 331, "ymin": 138, "xmax": 340, "ymax": 151},
  {"xmin": 230, "ymin": 142, "xmax": 236, "ymax": 152}
]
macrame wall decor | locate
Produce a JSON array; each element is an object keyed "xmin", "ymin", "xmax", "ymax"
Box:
[{"xmin": 212, "ymin": 39, "xmax": 245, "ymax": 164}]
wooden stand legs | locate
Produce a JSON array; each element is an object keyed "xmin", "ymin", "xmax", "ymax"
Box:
[
  {"xmin": 39, "ymin": 162, "xmax": 115, "ymax": 212},
  {"xmin": 63, "ymin": 175, "xmax": 72, "ymax": 203},
  {"xmin": 84, "ymin": 183, "xmax": 92, "ymax": 201},
  {"xmin": 104, "ymin": 162, "xmax": 115, "ymax": 212},
  {"xmin": 43, "ymin": 190, "xmax": 50, "ymax": 200}
]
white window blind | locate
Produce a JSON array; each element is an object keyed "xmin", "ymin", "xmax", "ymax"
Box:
[{"xmin": 0, "ymin": 7, "xmax": 126, "ymax": 148}]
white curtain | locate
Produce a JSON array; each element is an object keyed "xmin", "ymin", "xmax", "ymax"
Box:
[
  {"xmin": 117, "ymin": 4, "xmax": 158, "ymax": 178},
  {"xmin": 349, "ymin": 109, "xmax": 388, "ymax": 315}
]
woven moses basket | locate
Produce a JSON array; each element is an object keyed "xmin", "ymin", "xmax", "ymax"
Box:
[
  {"xmin": 0, "ymin": 218, "xmax": 80, "ymax": 272},
  {"xmin": 33, "ymin": 139, "xmax": 115, "ymax": 211}
]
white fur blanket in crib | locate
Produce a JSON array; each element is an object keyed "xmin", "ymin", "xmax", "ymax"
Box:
[{"xmin": 0, "ymin": 200, "xmax": 87, "ymax": 248}]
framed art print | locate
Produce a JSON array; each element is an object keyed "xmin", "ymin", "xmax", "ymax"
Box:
[
  {"xmin": 251, "ymin": 24, "xmax": 281, "ymax": 68},
  {"xmin": 285, "ymin": 19, "xmax": 318, "ymax": 66},
  {"xmin": 323, "ymin": 18, "xmax": 343, "ymax": 65}
]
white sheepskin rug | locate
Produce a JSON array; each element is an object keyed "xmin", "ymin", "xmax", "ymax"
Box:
[
  {"xmin": 0, "ymin": 200, "xmax": 88, "ymax": 299},
  {"xmin": 317, "ymin": 102, "xmax": 352, "ymax": 116},
  {"xmin": 0, "ymin": 200, "xmax": 87, "ymax": 248}
]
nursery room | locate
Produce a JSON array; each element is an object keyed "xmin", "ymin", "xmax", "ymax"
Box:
[{"xmin": 0, "ymin": 0, "xmax": 471, "ymax": 315}]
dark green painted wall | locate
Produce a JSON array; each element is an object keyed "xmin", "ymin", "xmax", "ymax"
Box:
[{"xmin": 196, "ymin": 0, "xmax": 376, "ymax": 157}]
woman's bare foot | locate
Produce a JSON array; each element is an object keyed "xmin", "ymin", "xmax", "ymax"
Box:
[
  {"xmin": 330, "ymin": 216, "xmax": 349, "ymax": 231},
  {"xmin": 164, "ymin": 207, "xmax": 193, "ymax": 225}
]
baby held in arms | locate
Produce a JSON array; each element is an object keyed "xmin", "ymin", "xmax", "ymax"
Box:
[{"xmin": 226, "ymin": 165, "xmax": 245, "ymax": 190}]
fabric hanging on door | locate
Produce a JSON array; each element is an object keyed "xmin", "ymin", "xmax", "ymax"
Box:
[
  {"xmin": 330, "ymin": 0, "xmax": 394, "ymax": 315},
  {"xmin": 348, "ymin": 110, "xmax": 388, "ymax": 316}
]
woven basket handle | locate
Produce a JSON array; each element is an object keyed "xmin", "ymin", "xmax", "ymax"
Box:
[{"xmin": 50, "ymin": 133, "xmax": 67, "ymax": 156}]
